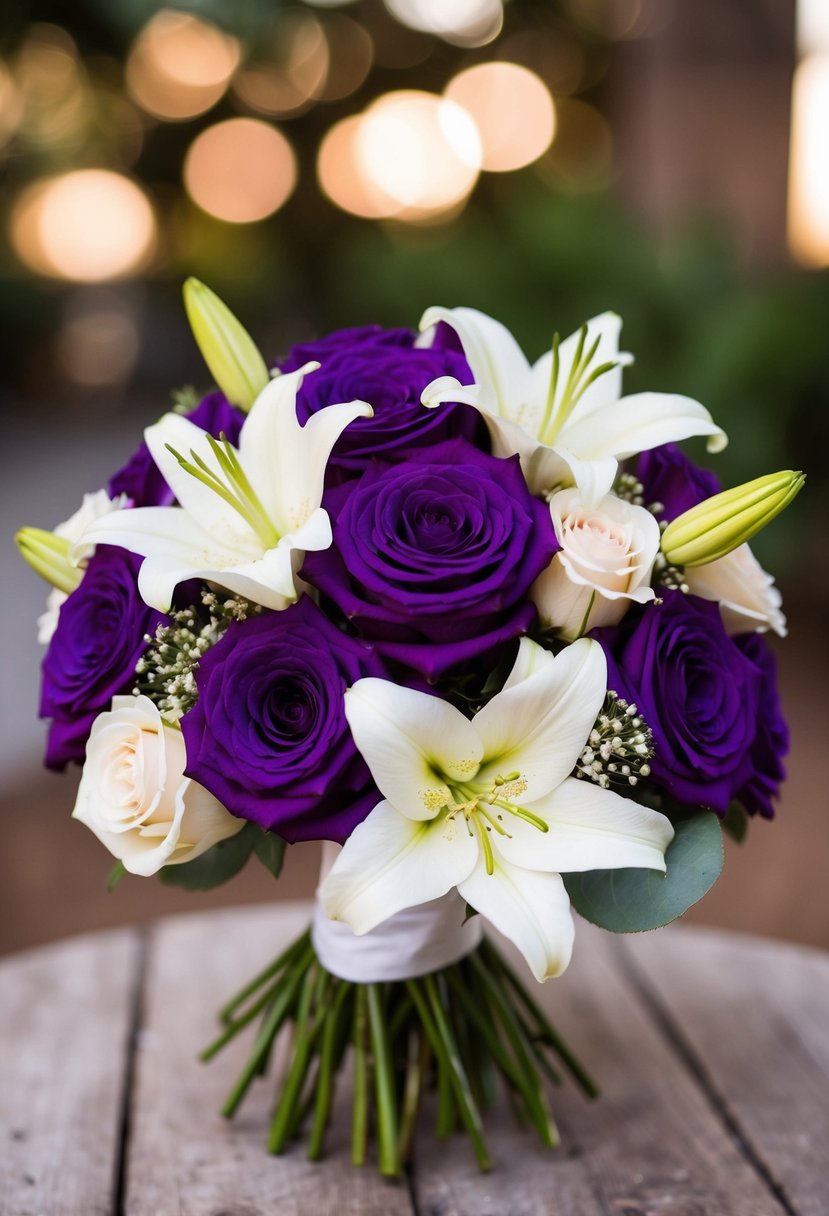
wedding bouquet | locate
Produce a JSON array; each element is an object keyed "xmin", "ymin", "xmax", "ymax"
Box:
[{"xmin": 17, "ymin": 281, "xmax": 802, "ymax": 1174}]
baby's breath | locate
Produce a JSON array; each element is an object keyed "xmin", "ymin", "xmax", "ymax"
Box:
[
  {"xmin": 575, "ymin": 691, "xmax": 654, "ymax": 790},
  {"xmin": 134, "ymin": 590, "xmax": 261, "ymax": 721}
]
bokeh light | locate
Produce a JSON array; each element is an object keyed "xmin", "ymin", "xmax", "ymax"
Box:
[
  {"xmin": 445, "ymin": 63, "xmax": 556, "ymax": 173},
  {"xmin": 184, "ymin": 119, "xmax": 297, "ymax": 223},
  {"xmin": 57, "ymin": 296, "xmax": 140, "ymax": 388},
  {"xmin": 126, "ymin": 10, "xmax": 240, "ymax": 122},
  {"xmin": 537, "ymin": 97, "xmax": 613, "ymax": 191},
  {"xmin": 233, "ymin": 13, "xmax": 328, "ymax": 117},
  {"xmin": 384, "ymin": 0, "xmax": 503, "ymax": 47},
  {"xmin": 788, "ymin": 53, "xmax": 829, "ymax": 266},
  {"xmin": 11, "ymin": 170, "xmax": 157, "ymax": 282},
  {"xmin": 0, "ymin": 60, "xmax": 23, "ymax": 149},
  {"xmin": 15, "ymin": 24, "xmax": 92, "ymax": 152},
  {"xmin": 358, "ymin": 91, "xmax": 482, "ymax": 220},
  {"xmin": 318, "ymin": 116, "xmax": 398, "ymax": 219},
  {"xmin": 312, "ymin": 14, "xmax": 373, "ymax": 101}
]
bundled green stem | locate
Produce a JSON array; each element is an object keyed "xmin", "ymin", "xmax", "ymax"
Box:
[{"xmin": 203, "ymin": 928, "xmax": 598, "ymax": 1175}]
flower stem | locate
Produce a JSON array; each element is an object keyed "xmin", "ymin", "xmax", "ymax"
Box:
[
  {"xmin": 367, "ymin": 984, "xmax": 400, "ymax": 1176},
  {"xmin": 218, "ymin": 929, "xmax": 310, "ymax": 1024},
  {"xmin": 307, "ymin": 980, "xmax": 351, "ymax": 1161},
  {"xmin": 351, "ymin": 986, "xmax": 369, "ymax": 1167}
]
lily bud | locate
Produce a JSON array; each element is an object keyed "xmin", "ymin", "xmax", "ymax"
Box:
[
  {"xmin": 16, "ymin": 527, "xmax": 83, "ymax": 594},
  {"xmin": 182, "ymin": 277, "xmax": 269, "ymax": 412},
  {"xmin": 661, "ymin": 470, "xmax": 805, "ymax": 568}
]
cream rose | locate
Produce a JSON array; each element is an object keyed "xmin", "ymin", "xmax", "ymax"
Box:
[
  {"xmin": 73, "ymin": 695, "xmax": 244, "ymax": 876},
  {"xmin": 684, "ymin": 543, "xmax": 786, "ymax": 636},
  {"xmin": 532, "ymin": 488, "xmax": 661, "ymax": 639}
]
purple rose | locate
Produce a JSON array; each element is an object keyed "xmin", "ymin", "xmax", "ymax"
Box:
[
  {"xmin": 634, "ymin": 444, "xmax": 722, "ymax": 521},
  {"xmin": 595, "ymin": 593, "xmax": 762, "ymax": 814},
  {"xmin": 301, "ymin": 439, "xmax": 557, "ymax": 679},
  {"xmin": 40, "ymin": 548, "xmax": 164, "ymax": 769},
  {"xmin": 733, "ymin": 634, "xmax": 788, "ymax": 818},
  {"xmin": 108, "ymin": 392, "xmax": 246, "ymax": 506},
  {"xmin": 180, "ymin": 596, "xmax": 386, "ymax": 844},
  {"xmin": 279, "ymin": 326, "xmax": 484, "ymax": 482}
]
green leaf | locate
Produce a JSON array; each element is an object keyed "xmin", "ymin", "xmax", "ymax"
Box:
[
  {"xmin": 721, "ymin": 801, "xmax": 749, "ymax": 843},
  {"xmin": 158, "ymin": 822, "xmax": 256, "ymax": 891},
  {"xmin": 252, "ymin": 828, "xmax": 286, "ymax": 879},
  {"xmin": 563, "ymin": 811, "xmax": 724, "ymax": 933},
  {"xmin": 107, "ymin": 861, "xmax": 127, "ymax": 892}
]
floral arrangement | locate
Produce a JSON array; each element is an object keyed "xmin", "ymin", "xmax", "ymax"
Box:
[{"xmin": 17, "ymin": 281, "xmax": 802, "ymax": 1174}]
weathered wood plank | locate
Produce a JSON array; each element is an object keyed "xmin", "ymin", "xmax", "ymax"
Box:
[
  {"xmin": 623, "ymin": 924, "xmax": 829, "ymax": 1216},
  {"xmin": 0, "ymin": 927, "xmax": 140, "ymax": 1216},
  {"xmin": 412, "ymin": 921, "xmax": 793, "ymax": 1216},
  {"xmin": 124, "ymin": 903, "xmax": 414, "ymax": 1216}
]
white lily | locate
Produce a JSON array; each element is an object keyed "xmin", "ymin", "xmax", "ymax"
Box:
[
  {"xmin": 685, "ymin": 543, "xmax": 786, "ymax": 637},
  {"xmin": 72, "ymin": 363, "xmax": 372, "ymax": 612},
  {"xmin": 321, "ymin": 638, "xmax": 674, "ymax": 982},
  {"xmin": 419, "ymin": 307, "xmax": 727, "ymax": 505}
]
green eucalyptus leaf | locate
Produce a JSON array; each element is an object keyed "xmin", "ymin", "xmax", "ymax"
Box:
[
  {"xmin": 563, "ymin": 811, "xmax": 724, "ymax": 933},
  {"xmin": 252, "ymin": 828, "xmax": 286, "ymax": 879},
  {"xmin": 159, "ymin": 822, "xmax": 256, "ymax": 891}
]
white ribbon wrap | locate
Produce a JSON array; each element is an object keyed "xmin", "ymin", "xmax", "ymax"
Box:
[{"xmin": 311, "ymin": 842, "xmax": 482, "ymax": 983}]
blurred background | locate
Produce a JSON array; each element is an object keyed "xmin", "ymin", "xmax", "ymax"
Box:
[{"xmin": 1, "ymin": 0, "xmax": 827, "ymax": 956}]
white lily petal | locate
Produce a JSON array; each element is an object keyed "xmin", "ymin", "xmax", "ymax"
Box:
[
  {"xmin": 144, "ymin": 413, "xmax": 248, "ymax": 540},
  {"xmin": 494, "ymin": 776, "xmax": 674, "ymax": 875},
  {"xmin": 420, "ymin": 376, "xmax": 484, "ymax": 411},
  {"xmin": 320, "ymin": 800, "xmax": 478, "ymax": 935},
  {"xmin": 458, "ymin": 856, "xmax": 574, "ymax": 981},
  {"xmin": 420, "ymin": 305, "xmax": 531, "ymax": 418},
  {"xmin": 240, "ymin": 365, "xmax": 372, "ymax": 533},
  {"xmin": 501, "ymin": 635, "xmax": 556, "ymax": 692},
  {"xmin": 474, "ymin": 638, "xmax": 608, "ymax": 801},
  {"xmin": 562, "ymin": 392, "xmax": 728, "ymax": 463},
  {"xmin": 345, "ymin": 680, "xmax": 483, "ymax": 821},
  {"xmin": 684, "ymin": 544, "xmax": 786, "ymax": 637},
  {"xmin": 552, "ymin": 447, "xmax": 619, "ymax": 506}
]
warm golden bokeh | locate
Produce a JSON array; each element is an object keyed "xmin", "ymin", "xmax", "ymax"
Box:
[
  {"xmin": 445, "ymin": 62, "xmax": 556, "ymax": 173},
  {"xmin": 126, "ymin": 9, "xmax": 240, "ymax": 122},
  {"xmin": 356, "ymin": 90, "xmax": 481, "ymax": 221},
  {"xmin": 384, "ymin": 0, "xmax": 503, "ymax": 47},
  {"xmin": 10, "ymin": 170, "xmax": 156, "ymax": 281},
  {"xmin": 184, "ymin": 118, "xmax": 297, "ymax": 223},
  {"xmin": 788, "ymin": 53, "xmax": 829, "ymax": 266}
]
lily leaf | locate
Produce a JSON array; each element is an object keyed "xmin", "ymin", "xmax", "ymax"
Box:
[{"xmin": 563, "ymin": 811, "xmax": 723, "ymax": 933}]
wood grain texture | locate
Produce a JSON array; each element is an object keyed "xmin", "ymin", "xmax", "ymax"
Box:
[
  {"xmin": 0, "ymin": 927, "xmax": 140, "ymax": 1216},
  {"xmin": 123, "ymin": 904, "xmax": 414, "ymax": 1216},
  {"xmin": 412, "ymin": 920, "xmax": 794, "ymax": 1216},
  {"xmin": 623, "ymin": 925, "xmax": 829, "ymax": 1216},
  {"xmin": 2, "ymin": 903, "xmax": 827, "ymax": 1216}
]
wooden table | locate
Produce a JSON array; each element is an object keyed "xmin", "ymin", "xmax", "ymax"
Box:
[{"xmin": 2, "ymin": 903, "xmax": 827, "ymax": 1216}]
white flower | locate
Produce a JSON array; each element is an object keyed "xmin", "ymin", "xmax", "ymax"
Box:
[
  {"xmin": 532, "ymin": 489, "xmax": 661, "ymax": 639},
  {"xmin": 321, "ymin": 638, "xmax": 674, "ymax": 982},
  {"xmin": 37, "ymin": 490, "xmax": 129, "ymax": 644},
  {"xmin": 73, "ymin": 695, "xmax": 243, "ymax": 876},
  {"xmin": 72, "ymin": 364, "xmax": 372, "ymax": 612},
  {"xmin": 685, "ymin": 543, "xmax": 786, "ymax": 637},
  {"xmin": 419, "ymin": 308, "xmax": 726, "ymax": 505}
]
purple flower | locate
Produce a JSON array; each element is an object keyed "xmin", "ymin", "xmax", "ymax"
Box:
[
  {"xmin": 40, "ymin": 548, "xmax": 164, "ymax": 769},
  {"xmin": 634, "ymin": 444, "xmax": 722, "ymax": 521},
  {"xmin": 108, "ymin": 392, "xmax": 246, "ymax": 506},
  {"xmin": 733, "ymin": 634, "xmax": 788, "ymax": 818},
  {"xmin": 279, "ymin": 326, "xmax": 484, "ymax": 482},
  {"xmin": 180, "ymin": 596, "xmax": 386, "ymax": 843},
  {"xmin": 301, "ymin": 439, "xmax": 557, "ymax": 680},
  {"xmin": 595, "ymin": 593, "xmax": 763, "ymax": 814}
]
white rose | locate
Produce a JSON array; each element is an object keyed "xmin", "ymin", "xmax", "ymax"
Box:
[
  {"xmin": 73, "ymin": 695, "xmax": 244, "ymax": 876},
  {"xmin": 38, "ymin": 490, "xmax": 130, "ymax": 645},
  {"xmin": 532, "ymin": 489, "xmax": 661, "ymax": 640},
  {"xmin": 684, "ymin": 543, "xmax": 786, "ymax": 636}
]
